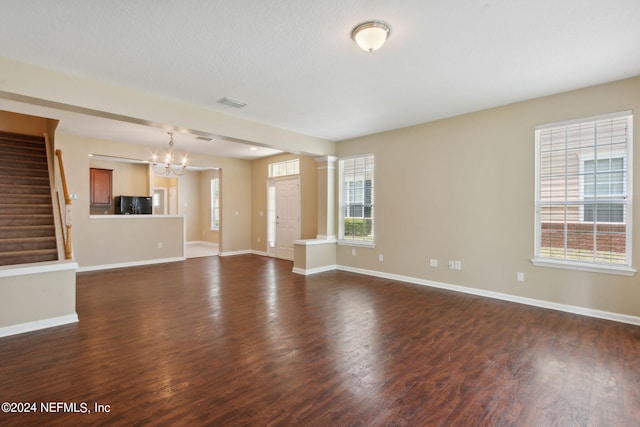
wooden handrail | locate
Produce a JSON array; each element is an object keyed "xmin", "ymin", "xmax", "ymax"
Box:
[
  {"xmin": 55, "ymin": 149, "xmax": 71, "ymax": 205},
  {"xmin": 55, "ymin": 149, "xmax": 73, "ymax": 259}
]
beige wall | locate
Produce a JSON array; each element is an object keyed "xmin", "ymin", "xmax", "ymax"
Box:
[
  {"xmin": 56, "ymin": 132, "xmax": 252, "ymax": 266},
  {"xmin": 177, "ymin": 170, "xmax": 200, "ymax": 242},
  {"xmin": 336, "ymin": 76, "xmax": 640, "ymax": 318},
  {"xmin": 0, "ymin": 264, "xmax": 77, "ymax": 330},
  {"xmin": 0, "ymin": 56, "xmax": 334, "ymax": 157},
  {"xmin": 251, "ymin": 153, "xmax": 318, "ymax": 253}
]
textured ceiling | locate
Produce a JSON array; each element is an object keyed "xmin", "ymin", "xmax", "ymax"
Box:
[{"xmin": 1, "ymin": 0, "xmax": 639, "ymax": 152}]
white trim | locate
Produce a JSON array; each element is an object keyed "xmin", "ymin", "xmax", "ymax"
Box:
[
  {"xmin": 219, "ymin": 249, "xmax": 253, "ymax": 257},
  {"xmin": 314, "ymin": 155, "xmax": 337, "ymax": 166},
  {"xmin": 294, "ymin": 238, "xmax": 337, "ymax": 246},
  {"xmin": 531, "ymin": 257, "xmax": 636, "ymax": 276},
  {"xmin": 315, "ymin": 235, "xmax": 337, "ymax": 241},
  {"xmin": 0, "ymin": 313, "xmax": 79, "ymax": 338},
  {"xmin": 534, "ymin": 110, "xmax": 632, "ymax": 130},
  {"xmin": 210, "ymin": 177, "xmax": 220, "ymax": 230},
  {"xmin": 0, "ymin": 260, "xmax": 78, "ymax": 278},
  {"xmin": 77, "ymin": 257, "xmax": 185, "ymax": 272},
  {"xmin": 89, "ymin": 214, "xmax": 184, "ymax": 219},
  {"xmin": 292, "ymin": 265, "xmax": 337, "ymax": 275},
  {"xmin": 252, "ymin": 250, "xmax": 269, "ymax": 257},
  {"xmin": 335, "ymin": 265, "xmax": 640, "ymax": 326},
  {"xmin": 337, "ymin": 240, "xmax": 375, "ymax": 248},
  {"xmin": 186, "ymin": 241, "xmax": 218, "ymax": 247}
]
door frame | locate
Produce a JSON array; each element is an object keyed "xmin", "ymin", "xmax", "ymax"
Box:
[{"xmin": 267, "ymin": 176, "xmax": 301, "ymax": 259}]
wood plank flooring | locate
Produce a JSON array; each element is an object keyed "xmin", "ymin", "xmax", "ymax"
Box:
[{"xmin": 0, "ymin": 255, "xmax": 639, "ymax": 426}]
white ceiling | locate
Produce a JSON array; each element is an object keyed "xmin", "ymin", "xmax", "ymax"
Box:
[{"xmin": 1, "ymin": 0, "xmax": 639, "ymax": 158}]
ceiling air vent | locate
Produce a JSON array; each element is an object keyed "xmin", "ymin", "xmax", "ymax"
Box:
[
  {"xmin": 217, "ymin": 97, "xmax": 247, "ymax": 108},
  {"xmin": 195, "ymin": 136, "xmax": 214, "ymax": 141}
]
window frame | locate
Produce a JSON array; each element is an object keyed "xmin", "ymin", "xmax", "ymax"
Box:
[
  {"xmin": 580, "ymin": 155, "xmax": 626, "ymax": 223},
  {"xmin": 338, "ymin": 154, "xmax": 375, "ymax": 246},
  {"xmin": 268, "ymin": 159, "xmax": 299, "ymax": 178},
  {"xmin": 532, "ymin": 111, "xmax": 635, "ymax": 276},
  {"xmin": 210, "ymin": 178, "xmax": 220, "ymax": 230}
]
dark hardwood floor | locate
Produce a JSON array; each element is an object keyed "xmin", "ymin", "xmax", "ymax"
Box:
[{"xmin": 1, "ymin": 255, "xmax": 639, "ymax": 426}]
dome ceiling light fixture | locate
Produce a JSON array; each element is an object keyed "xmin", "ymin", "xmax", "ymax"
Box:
[{"xmin": 351, "ymin": 20, "xmax": 391, "ymax": 52}]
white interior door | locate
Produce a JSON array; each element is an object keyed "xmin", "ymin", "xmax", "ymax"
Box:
[{"xmin": 275, "ymin": 177, "xmax": 300, "ymax": 261}]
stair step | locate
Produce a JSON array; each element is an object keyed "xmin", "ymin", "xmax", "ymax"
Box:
[
  {"xmin": 0, "ymin": 225, "xmax": 56, "ymax": 238},
  {"xmin": 0, "ymin": 194, "xmax": 52, "ymax": 205},
  {"xmin": 0, "ymin": 236, "xmax": 56, "ymax": 252},
  {"xmin": 0, "ymin": 204, "xmax": 54, "ymax": 215},
  {"xmin": 0, "ymin": 139, "xmax": 46, "ymax": 153},
  {"xmin": 0, "ymin": 214, "xmax": 54, "ymax": 226},
  {"xmin": 0, "ymin": 249, "xmax": 58, "ymax": 267},
  {"xmin": 0, "ymin": 150, "xmax": 47, "ymax": 163},
  {"xmin": 0, "ymin": 183, "xmax": 51, "ymax": 195},
  {"xmin": 0, "ymin": 174, "xmax": 50, "ymax": 186},
  {"xmin": 0, "ymin": 157, "xmax": 48, "ymax": 171},
  {"xmin": 0, "ymin": 165, "xmax": 49, "ymax": 178},
  {"xmin": 0, "ymin": 132, "xmax": 59, "ymax": 268},
  {"xmin": 0, "ymin": 131, "xmax": 46, "ymax": 144}
]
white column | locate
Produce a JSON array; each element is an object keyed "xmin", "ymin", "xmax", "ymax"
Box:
[{"xmin": 314, "ymin": 156, "xmax": 337, "ymax": 240}]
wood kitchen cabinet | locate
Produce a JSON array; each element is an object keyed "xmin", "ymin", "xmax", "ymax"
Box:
[{"xmin": 90, "ymin": 167, "xmax": 113, "ymax": 206}]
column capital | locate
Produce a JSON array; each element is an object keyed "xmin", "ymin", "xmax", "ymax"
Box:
[{"xmin": 314, "ymin": 155, "xmax": 337, "ymax": 164}]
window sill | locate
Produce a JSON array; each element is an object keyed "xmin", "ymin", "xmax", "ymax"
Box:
[
  {"xmin": 531, "ymin": 257, "xmax": 636, "ymax": 276},
  {"xmin": 338, "ymin": 240, "xmax": 375, "ymax": 248}
]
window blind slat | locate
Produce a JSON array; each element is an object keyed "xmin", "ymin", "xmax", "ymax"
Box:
[{"xmin": 535, "ymin": 112, "xmax": 632, "ymax": 267}]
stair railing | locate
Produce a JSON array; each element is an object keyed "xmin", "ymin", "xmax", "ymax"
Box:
[{"xmin": 54, "ymin": 149, "xmax": 73, "ymax": 260}]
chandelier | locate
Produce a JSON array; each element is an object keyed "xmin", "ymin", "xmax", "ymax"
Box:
[{"xmin": 152, "ymin": 132, "xmax": 187, "ymax": 176}]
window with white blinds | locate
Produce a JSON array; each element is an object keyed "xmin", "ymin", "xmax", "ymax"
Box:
[
  {"xmin": 533, "ymin": 111, "xmax": 634, "ymax": 274},
  {"xmin": 339, "ymin": 155, "xmax": 375, "ymax": 244},
  {"xmin": 210, "ymin": 178, "xmax": 220, "ymax": 230},
  {"xmin": 268, "ymin": 159, "xmax": 299, "ymax": 178}
]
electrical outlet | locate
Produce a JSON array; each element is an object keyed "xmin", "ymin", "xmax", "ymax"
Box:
[
  {"xmin": 157, "ymin": 242, "xmax": 163, "ymax": 249},
  {"xmin": 378, "ymin": 254, "xmax": 384, "ymax": 262},
  {"xmin": 430, "ymin": 259, "xmax": 438, "ymax": 268},
  {"xmin": 448, "ymin": 260, "xmax": 455, "ymax": 269},
  {"xmin": 455, "ymin": 260, "xmax": 462, "ymax": 270},
  {"xmin": 517, "ymin": 272, "xmax": 525, "ymax": 282},
  {"xmin": 352, "ymin": 248, "xmax": 356, "ymax": 256}
]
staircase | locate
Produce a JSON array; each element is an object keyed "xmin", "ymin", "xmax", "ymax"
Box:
[{"xmin": 0, "ymin": 131, "xmax": 58, "ymax": 266}]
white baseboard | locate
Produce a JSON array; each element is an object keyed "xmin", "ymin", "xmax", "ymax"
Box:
[
  {"xmin": 186, "ymin": 241, "xmax": 219, "ymax": 247},
  {"xmin": 77, "ymin": 257, "xmax": 185, "ymax": 272},
  {"xmin": 0, "ymin": 313, "xmax": 79, "ymax": 338},
  {"xmin": 336, "ymin": 265, "xmax": 640, "ymax": 327},
  {"xmin": 252, "ymin": 250, "xmax": 269, "ymax": 257},
  {"xmin": 292, "ymin": 264, "xmax": 337, "ymax": 275},
  {"xmin": 219, "ymin": 250, "xmax": 253, "ymax": 257}
]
